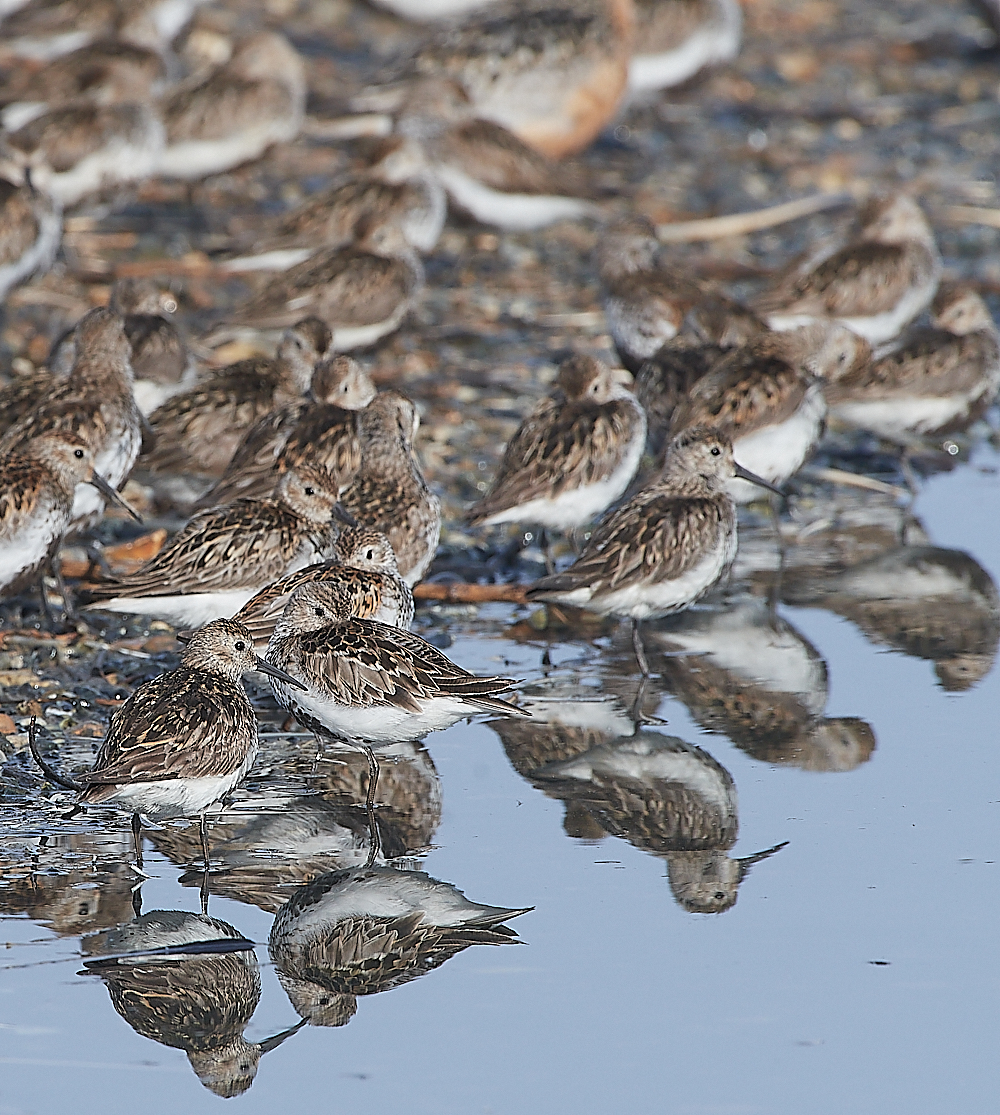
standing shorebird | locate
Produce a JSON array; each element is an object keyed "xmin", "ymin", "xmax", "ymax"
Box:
[
  {"xmin": 264, "ymin": 580, "xmax": 527, "ymax": 850},
  {"xmin": 0, "ymin": 432, "xmax": 140, "ymax": 603},
  {"xmin": 825, "ymin": 283, "xmax": 1000, "ymax": 442},
  {"xmin": 194, "ymin": 355, "xmax": 376, "ymax": 509},
  {"xmin": 144, "ymin": 317, "xmax": 332, "ymax": 479},
  {"xmin": 28, "ymin": 619, "xmax": 305, "ymax": 888},
  {"xmin": 526, "ymin": 426, "xmax": 782, "ymax": 674},
  {"xmin": 628, "ymin": 0, "xmax": 742, "ymax": 95},
  {"xmin": 156, "ymin": 32, "xmax": 306, "ymax": 181},
  {"xmin": 668, "ymin": 323, "xmax": 871, "ymax": 502},
  {"xmin": 339, "ymin": 391, "xmax": 441, "ymax": 586},
  {"xmin": 464, "ymin": 355, "xmax": 646, "ymax": 569},
  {"xmin": 754, "ymin": 194, "xmax": 942, "ymax": 345},
  {"xmin": 83, "ymin": 465, "xmax": 347, "ymax": 627},
  {"xmin": 597, "ymin": 215, "xmax": 766, "ymax": 373},
  {"xmin": 0, "ymin": 170, "xmax": 61, "ymax": 302},
  {"xmin": 233, "ymin": 527, "xmax": 414, "ymax": 649},
  {"xmin": 0, "ymin": 306, "xmax": 142, "ymax": 533}
]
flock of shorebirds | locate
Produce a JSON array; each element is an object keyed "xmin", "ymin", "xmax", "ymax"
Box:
[{"xmin": 2, "ymin": 0, "xmax": 999, "ymax": 910}]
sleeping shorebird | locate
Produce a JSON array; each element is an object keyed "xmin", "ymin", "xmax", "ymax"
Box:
[
  {"xmin": 0, "ymin": 37, "xmax": 167, "ymax": 130},
  {"xmin": 156, "ymin": 31, "xmax": 306, "ymax": 181},
  {"xmin": 0, "ymin": 432, "xmax": 139, "ymax": 601},
  {"xmin": 825, "ymin": 283, "xmax": 1000, "ymax": 442},
  {"xmin": 221, "ymin": 220, "xmax": 423, "ymax": 350},
  {"xmin": 3, "ymin": 99, "xmax": 165, "ymax": 206},
  {"xmin": 754, "ymin": 193, "xmax": 942, "ymax": 345},
  {"xmin": 668, "ymin": 323, "xmax": 871, "ymax": 502},
  {"xmin": 628, "ymin": 0, "xmax": 742, "ymax": 95},
  {"xmin": 370, "ymin": 0, "xmax": 635, "ymax": 159},
  {"xmin": 28, "ymin": 619, "xmax": 305, "ymax": 881},
  {"xmin": 221, "ymin": 137, "xmax": 446, "ymax": 272},
  {"xmin": 398, "ymin": 79, "xmax": 600, "ymax": 230},
  {"xmin": 0, "ymin": 307, "xmax": 142, "ymax": 532},
  {"xmin": 0, "ymin": 169, "xmax": 61, "ymax": 302},
  {"xmin": 233, "ymin": 526, "xmax": 414, "ymax": 649},
  {"xmin": 465, "ymin": 355, "xmax": 646, "ymax": 568},
  {"xmin": 194, "ymin": 355, "xmax": 376, "ymax": 509},
  {"xmin": 83, "ymin": 465, "xmax": 347, "ymax": 627},
  {"xmin": 525, "ymin": 426, "xmax": 782, "ymax": 674},
  {"xmin": 634, "ymin": 338, "xmax": 725, "ymax": 458},
  {"xmin": 597, "ymin": 215, "xmax": 766, "ymax": 372},
  {"xmin": 339, "ymin": 391, "xmax": 442, "ymax": 586},
  {"xmin": 144, "ymin": 317, "xmax": 332, "ymax": 479}
]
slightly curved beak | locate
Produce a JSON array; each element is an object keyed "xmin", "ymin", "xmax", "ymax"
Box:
[
  {"xmin": 255, "ymin": 655, "xmax": 307, "ymax": 691},
  {"xmin": 258, "ymin": 1018, "xmax": 308, "ymax": 1053},
  {"xmin": 734, "ymin": 462, "xmax": 786, "ymax": 499},
  {"xmin": 736, "ymin": 840, "xmax": 790, "ymax": 881},
  {"xmin": 87, "ymin": 470, "xmax": 144, "ymax": 523},
  {"xmin": 333, "ymin": 502, "xmax": 358, "ymax": 527}
]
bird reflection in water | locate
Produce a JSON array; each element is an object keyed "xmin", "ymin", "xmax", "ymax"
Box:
[
  {"xmin": 81, "ymin": 910, "xmax": 303, "ymax": 1098},
  {"xmin": 269, "ymin": 865, "xmax": 531, "ymax": 1026},
  {"xmin": 643, "ymin": 596, "xmax": 877, "ymax": 771},
  {"xmin": 146, "ymin": 741, "xmax": 442, "ymax": 912},
  {"xmin": 491, "ymin": 693, "xmax": 785, "ymax": 913},
  {"xmin": 782, "ymin": 543, "xmax": 1000, "ymax": 692}
]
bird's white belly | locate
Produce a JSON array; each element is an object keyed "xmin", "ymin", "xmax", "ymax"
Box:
[
  {"xmin": 435, "ymin": 165, "xmax": 597, "ymax": 231},
  {"xmin": 330, "ymin": 309, "xmax": 408, "ymax": 352},
  {"xmin": 89, "ymin": 589, "xmax": 260, "ymax": 626},
  {"xmin": 0, "ymin": 508, "xmax": 61, "ymax": 590},
  {"xmin": 45, "ymin": 126, "xmax": 166, "ymax": 207},
  {"xmin": 158, "ymin": 118, "xmax": 299, "ymax": 181},
  {"xmin": 628, "ymin": 12, "xmax": 742, "ymax": 94},
  {"xmin": 220, "ymin": 248, "xmax": 314, "ymax": 273},
  {"xmin": 729, "ymin": 387, "xmax": 825, "ymax": 503},
  {"xmin": 102, "ymin": 758, "xmax": 256, "ymax": 820},
  {"xmin": 830, "ymin": 393, "xmax": 977, "ymax": 439},
  {"xmin": 290, "ymin": 688, "xmax": 471, "ymax": 742}
]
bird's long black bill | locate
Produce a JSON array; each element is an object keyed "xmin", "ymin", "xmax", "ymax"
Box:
[
  {"xmin": 734, "ymin": 463, "xmax": 786, "ymax": 498},
  {"xmin": 254, "ymin": 656, "xmax": 307, "ymax": 691},
  {"xmin": 259, "ymin": 1018, "xmax": 308, "ymax": 1053},
  {"xmin": 88, "ymin": 471, "xmax": 144, "ymax": 523},
  {"xmin": 333, "ymin": 501, "xmax": 358, "ymax": 527}
]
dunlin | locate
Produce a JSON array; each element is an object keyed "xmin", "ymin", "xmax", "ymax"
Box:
[
  {"xmin": 84, "ymin": 465, "xmax": 346, "ymax": 626},
  {"xmin": 83, "ymin": 910, "xmax": 301, "ymax": 1098},
  {"xmin": 222, "ymin": 137, "xmax": 446, "ymax": 271},
  {"xmin": 224, "ymin": 220, "xmax": 423, "ymax": 350},
  {"xmin": 0, "ymin": 306, "xmax": 142, "ymax": 531},
  {"xmin": 3, "ymin": 99, "xmax": 165, "ymax": 206},
  {"xmin": 29, "ymin": 619, "xmax": 305, "ymax": 871},
  {"xmin": 825, "ymin": 283, "xmax": 1000, "ymax": 441},
  {"xmin": 399, "ymin": 79, "xmax": 599, "ymax": 230},
  {"xmin": 234, "ymin": 526, "xmax": 414, "ymax": 649},
  {"xmin": 51, "ymin": 278, "xmax": 194, "ymax": 416},
  {"xmin": 755, "ymin": 193, "xmax": 942, "ymax": 344},
  {"xmin": 597, "ymin": 215, "xmax": 766, "ymax": 372},
  {"xmin": 194, "ymin": 354, "xmax": 375, "ymax": 509},
  {"xmin": 145, "ymin": 317, "xmax": 332, "ymax": 479},
  {"xmin": 400, "ymin": 0, "xmax": 635, "ymax": 159},
  {"xmin": 669, "ymin": 323, "xmax": 871, "ymax": 502},
  {"xmin": 269, "ymin": 865, "xmax": 530, "ymax": 1027},
  {"xmin": 465, "ymin": 355, "xmax": 646, "ymax": 563},
  {"xmin": 264, "ymin": 580, "xmax": 527, "ymax": 745},
  {"xmin": 339, "ymin": 391, "xmax": 442, "ymax": 586},
  {"xmin": 0, "ymin": 36, "xmax": 167, "ymax": 130},
  {"xmin": 157, "ymin": 31, "xmax": 306, "ymax": 180},
  {"xmin": 0, "ymin": 432, "xmax": 139, "ymax": 599},
  {"xmin": 0, "ymin": 170, "xmax": 61, "ymax": 301},
  {"xmin": 526, "ymin": 426, "xmax": 781, "ymax": 673},
  {"xmin": 628, "ymin": 0, "xmax": 742, "ymax": 94},
  {"xmin": 634, "ymin": 338, "xmax": 724, "ymax": 458}
]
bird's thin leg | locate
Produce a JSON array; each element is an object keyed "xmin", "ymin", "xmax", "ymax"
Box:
[
  {"xmin": 361, "ymin": 743, "xmax": 381, "ymax": 867},
  {"xmin": 36, "ymin": 569, "xmax": 57, "ymax": 630},
  {"xmin": 538, "ymin": 528, "xmax": 555, "ymax": 576},
  {"xmin": 631, "ymin": 618, "xmax": 651, "ymax": 677},
  {"xmin": 899, "ymin": 447, "xmax": 920, "ymax": 497},
  {"xmin": 200, "ymin": 814, "xmax": 211, "ymax": 915},
  {"xmin": 49, "ymin": 553, "xmax": 78, "ymax": 623},
  {"xmin": 132, "ymin": 881, "xmax": 143, "ymax": 918},
  {"xmin": 131, "ymin": 812, "xmax": 143, "ymax": 869},
  {"xmin": 84, "ymin": 539, "xmax": 112, "ymax": 579},
  {"xmin": 766, "ymin": 495, "xmax": 787, "ymax": 621}
]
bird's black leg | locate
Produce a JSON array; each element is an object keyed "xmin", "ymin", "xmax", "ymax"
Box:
[
  {"xmin": 200, "ymin": 814, "xmax": 211, "ymax": 915},
  {"xmin": 538, "ymin": 528, "xmax": 555, "ymax": 576},
  {"xmin": 131, "ymin": 812, "xmax": 143, "ymax": 869},
  {"xmin": 49, "ymin": 553, "xmax": 78, "ymax": 623},
  {"xmin": 361, "ymin": 743, "xmax": 381, "ymax": 867},
  {"xmin": 631, "ymin": 618, "xmax": 651, "ymax": 677}
]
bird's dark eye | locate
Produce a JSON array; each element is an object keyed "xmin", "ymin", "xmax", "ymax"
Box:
[
  {"xmin": 366, "ymin": 549, "xmax": 374, "ymax": 560},
  {"xmin": 710, "ymin": 446, "xmax": 721, "ymax": 456},
  {"xmin": 304, "ymin": 486, "xmax": 315, "ymax": 496},
  {"xmin": 314, "ymin": 606, "xmax": 324, "ymax": 617},
  {"xmin": 234, "ymin": 640, "xmax": 246, "ymax": 652},
  {"xmin": 74, "ymin": 448, "xmax": 84, "ymax": 459}
]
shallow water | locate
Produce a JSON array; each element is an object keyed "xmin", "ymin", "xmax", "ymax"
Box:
[{"xmin": 3, "ymin": 439, "xmax": 1000, "ymax": 1115}]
